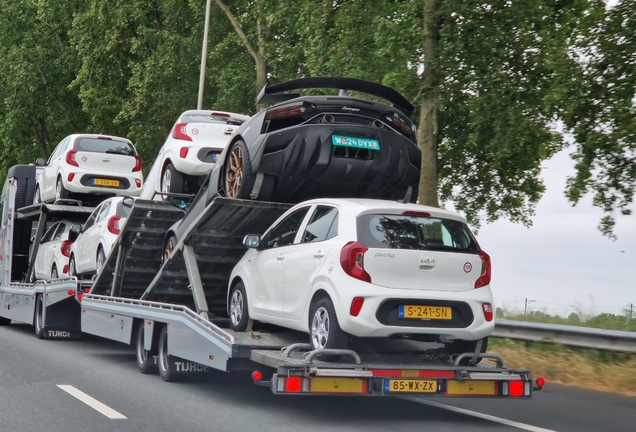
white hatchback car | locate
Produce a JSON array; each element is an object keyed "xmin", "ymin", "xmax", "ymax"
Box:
[
  {"xmin": 35, "ymin": 134, "xmax": 143, "ymax": 204},
  {"xmin": 140, "ymin": 110, "xmax": 249, "ymax": 198},
  {"xmin": 31, "ymin": 219, "xmax": 78, "ymax": 281},
  {"xmin": 68, "ymin": 196, "xmax": 133, "ymax": 278},
  {"xmin": 228, "ymin": 198, "xmax": 494, "ymax": 355}
]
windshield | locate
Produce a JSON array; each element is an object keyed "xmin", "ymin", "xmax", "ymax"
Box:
[{"xmin": 357, "ymin": 214, "xmax": 479, "ymax": 253}]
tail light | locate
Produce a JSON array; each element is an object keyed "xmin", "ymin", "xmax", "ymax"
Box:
[
  {"xmin": 383, "ymin": 111, "xmax": 416, "ymax": 136},
  {"xmin": 132, "ymin": 155, "xmax": 142, "ymax": 172},
  {"xmin": 107, "ymin": 215, "xmax": 122, "ymax": 235},
  {"xmin": 61, "ymin": 240, "xmax": 72, "ymax": 257},
  {"xmin": 265, "ymin": 101, "xmax": 315, "ymax": 120},
  {"xmin": 66, "ymin": 150, "xmax": 79, "ymax": 167},
  {"xmin": 403, "ymin": 211, "xmax": 430, "ymax": 217},
  {"xmin": 179, "ymin": 147, "xmax": 189, "ymax": 158},
  {"xmin": 211, "ymin": 112, "xmax": 230, "ymax": 117},
  {"xmin": 340, "ymin": 241, "xmax": 371, "ymax": 283},
  {"xmin": 474, "ymin": 250, "xmax": 491, "ymax": 288},
  {"xmin": 172, "ymin": 123, "xmax": 192, "ymax": 141}
]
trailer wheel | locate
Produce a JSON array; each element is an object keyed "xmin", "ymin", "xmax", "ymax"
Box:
[
  {"xmin": 229, "ymin": 282, "xmax": 250, "ymax": 332},
  {"xmin": 34, "ymin": 295, "xmax": 44, "ymax": 339},
  {"xmin": 136, "ymin": 323, "xmax": 158, "ymax": 374},
  {"xmin": 158, "ymin": 325, "xmax": 178, "ymax": 382},
  {"xmin": 446, "ymin": 337, "xmax": 488, "ymax": 365},
  {"xmin": 309, "ymin": 297, "xmax": 348, "ymax": 351}
]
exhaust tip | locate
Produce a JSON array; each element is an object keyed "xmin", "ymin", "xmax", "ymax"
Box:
[
  {"xmin": 373, "ymin": 119, "xmax": 384, "ymax": 129},
  {"xmin": 324, "ymin": 114, "xmax": 335, "ymax": 124}
]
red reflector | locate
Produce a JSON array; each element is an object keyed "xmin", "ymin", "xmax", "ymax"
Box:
[
  {"xmin": 66, "ymin": 149, "xmax": 79, "ymax": 167},
  {"xmin": 402, "ymin": 211, "xmax": 431, "ymax": 217},
  {"xmin": 509, "ymin": 381, "xmax": 524, "ymax": 397},
  {"xmin": 132, "ymin": 155, "xmax": 142, "ymax": 172},
  {"xmin": 67, "ymin": 290, "xmax": 74, "ymax": 296},
  {"xmin": 350, "ymin": 297, "xmax": 364, "ymax": 317},
  {"xmin": 482, "ymin": 303, "xmax": 493, "ymax": 322},
  {"xmin": 536, "ymin": 377, "xmax": 545, "ymax": 388},
  {"xmin": 252, "ymin": 371, "xmax": 263, "ymax": 382},
  {"xmin": 97, "ymin": 136, "xmax": 113, "ymax": 140},
  {"xmin": 172, "ymin": 123, "xmax": 192, "ymax": 141},
  {"xmin": 61, "ymin": 240, "xmax": 72, "ymax": 257},
  {"xmin": 77, "ymin": 293, "xmax": 83, "ymax": 302},
  {"xmin": 285, "ymin": 377, "xmax": 302, "ymax": 393},
  {"xmin": 135, "ymin": 179, "xmax": 141, "ymax": 188},
  {"xmin": 67, "ymin": 173, "xmax": 75, "ymax": 182},
  {"xmin": 179, "ymin": 147, "xmax": 189, "ymax": 158},
  {"xmin": 63, "ymin": 265, "xmax": 69, "ymax": 274},
  {"xmin": 107, "ymin": 215, "xmax": 122, "ymax": 235},
  {"xmin": 475, "ymin": 250, "xmax": 491, "ymax": 288}
]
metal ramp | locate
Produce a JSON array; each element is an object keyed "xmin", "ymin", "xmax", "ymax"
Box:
[
  {"xmin": 90, "ymin": 200, "xmax": 186, "ymax": 298},
  {"xmin": 137, "ymin": 198, "xmax": 291, "ymax": 318}
]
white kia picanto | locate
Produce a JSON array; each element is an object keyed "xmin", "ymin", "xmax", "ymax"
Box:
[{"xmin": 228, "ymin": 198, "xmax": 494, "ymax": 357}]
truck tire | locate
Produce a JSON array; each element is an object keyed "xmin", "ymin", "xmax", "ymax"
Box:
[
  {"xmin": 136, "ymin": 323, "xmax": 158, "ymax": 374},
  {"xmin": 158, "ymin": 325, "xmax": 178, "ymax": 382},
  {"xmin": 309, "ymin": 297, "xmax": 348, "ymax": 351},
  {"xmin": 223, "ymin": 140, "xmax": 256, "ymax": 199},
  {"xmin": 34, "ymin": 295, "xmax": 44, "ymax": 339},
  {"xmin": 229, "ymin": 282, "xmax": 250, "ymax": 332}
]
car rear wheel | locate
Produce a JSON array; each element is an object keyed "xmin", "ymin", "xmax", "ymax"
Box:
[
  {"xmin": 56, "ymin": 178, "xmax": 69, "ymax": 201},
  {"xmin": 224, "ymin": 140, "xmax": 256, "ymax": 199},
  {"xmin": 161, "ymin": 163, "xmax": 184, "ymax": 195},
  {"xmin": 33, "ymin": 186, "xmax": 41, "ymax": 205},
  {"xmin": 96, "ymin": 247, "xmax": 106, "ymax": 276},
  {"xmin": 51, "ymin": 265, "xmax": 58, "ymax": 280},
  {"xmin": 68, "ymin": 255, "xmax": 78, "ymax": 278},
  {"xmin": 229, "ymin": 282, "xmax": 250, "ymax": 332},
  {"xmin": 309, "ymin": 297, "xmax": 348, "ymax": 351}
]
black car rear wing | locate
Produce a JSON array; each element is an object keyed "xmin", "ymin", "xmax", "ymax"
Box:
[{"xmin": 256, "ymin": 77, "xmax": 415, "ymax": 118}]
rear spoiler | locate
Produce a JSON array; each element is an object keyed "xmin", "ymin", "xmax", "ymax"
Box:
[{"xmin": 256, "ymin": 77, "xmax": 415, "ymax": 118}]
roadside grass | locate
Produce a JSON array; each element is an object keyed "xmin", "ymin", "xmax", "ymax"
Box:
[{"xmin": 488, "ymin": 338, "xmax": 636, "ymax": 397}]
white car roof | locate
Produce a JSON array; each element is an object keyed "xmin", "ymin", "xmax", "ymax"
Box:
[{"xmin": 291, "ymin": 198, "xmax": 469, "ymax": 223}]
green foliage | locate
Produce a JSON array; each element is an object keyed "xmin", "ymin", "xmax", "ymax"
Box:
[{"xmin": 501, "ymin": 309, "xmax": 636, "ymax": 332}]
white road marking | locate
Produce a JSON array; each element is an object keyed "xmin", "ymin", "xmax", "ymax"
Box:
[
  {"xmin": 401, "ymin": 397, "xmax": 557, "ymax": 432},
  {"xmin": 57, "ymin": 385, "xmax": 127, "ymax": 419}
]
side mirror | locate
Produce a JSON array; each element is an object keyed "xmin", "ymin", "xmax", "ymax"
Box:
[
  {"xmin": 243, "ymin": 234, "xmax": 261, "ymax": 249},
  {"xmin": 35, "ymin": 158, "xmax": 47, "ymax": 166},
  {"xmin": 122, "ymin": 197, "xmax": 135, "ymax": 207}
]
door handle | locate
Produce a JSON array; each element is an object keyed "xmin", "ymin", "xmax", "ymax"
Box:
[
  {"xmin": 314, "ymin": 251, "xmax": 325, "ymax": 258},
  {"xmin": 276, "ymin": 254, "xmax": 286, "ymax": 261}
]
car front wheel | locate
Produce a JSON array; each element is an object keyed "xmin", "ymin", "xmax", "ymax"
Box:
[
  {"xmin": 229, "ymin": 282, "xmax": 250, "ymax": 332},
  {"xmin": 96, "ymin": 247, "xmax": 106, "ymax": 276},
  {"xmin": 68, "ymin": 255, "xmax": 78, "ymax": 278}
]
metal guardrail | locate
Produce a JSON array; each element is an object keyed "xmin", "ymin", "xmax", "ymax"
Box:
[{"xmin": 492, "ymin": 319, "xmax": 636, "ymax": 353}]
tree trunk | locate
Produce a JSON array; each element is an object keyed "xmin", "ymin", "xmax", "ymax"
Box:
[{"xmin": 417, "ymin": 0, "xmax": 439, "ymax": 207}]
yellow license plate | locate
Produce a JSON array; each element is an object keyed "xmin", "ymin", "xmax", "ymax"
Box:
[
  {"xmin": 399, "ymin": 305, "xmax": 452, "ymax": 320},
  {"xmin": 384, "ymin": 379, "xmax": 437, "ymax": 393},
  {"xmin": 93, "ymin": 178, "xmax": 120, "ymax": 187},
  {"xmin": 309, "ymin": 378, "xmax": 366, "ymax": 394},
  {"xmin": 446, "ymin": 380, "xmax": 497, "ymax": 396}
]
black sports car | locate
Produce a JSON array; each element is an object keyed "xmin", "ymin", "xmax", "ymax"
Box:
[{"xmin": 219, "ymin": 76, "xmax": 421, "ymax": 203}]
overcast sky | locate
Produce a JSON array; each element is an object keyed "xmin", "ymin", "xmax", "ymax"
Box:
[{"xmin": 475, "ymin": 149, "xmax": 635, "ymax": 318}]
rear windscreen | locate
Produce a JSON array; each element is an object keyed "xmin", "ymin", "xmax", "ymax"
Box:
[
  {"xmin": 74, "ymin": 138, "xmax": 136, "ymax": 156},
  {"xmin": 357, "ymin": 214, "xmax": 479, "ymax": 253}
]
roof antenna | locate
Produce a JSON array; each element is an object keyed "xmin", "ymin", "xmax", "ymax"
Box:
[{"xmin": 398, "ymin": 186, "xmax": 413, "ymax": 204}]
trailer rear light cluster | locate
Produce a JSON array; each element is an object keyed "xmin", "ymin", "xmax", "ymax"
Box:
[
  {"xmin": 275, "ymin": 375, "xmax": 367, "ymax": 394},
  {"xmin": 340, "ymin": 241, "xmax": 371, "ymax": 283},
  {"xmin": 502, "ymin": 380, "xmax": 531, "ymax": 397},
  {"xmin": 474, "ymin": 250, "xmax": 491, "ymax": 288},
  {"xmin": 172, "ymin": 123, "xmax": 193, "ymax": 142}
]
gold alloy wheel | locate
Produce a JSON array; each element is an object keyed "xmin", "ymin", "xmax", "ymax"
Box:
[
  {"xmin": 163, "ymin": 237, "xmax": 176, "ymax": 264},
  {"xmin": 225, "ymin": 145, "xmax": 243, "ymax": 198}
]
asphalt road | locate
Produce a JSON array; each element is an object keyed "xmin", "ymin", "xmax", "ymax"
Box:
[{"xmin": 1, "ymin": 323, "xmax": 634, "ymax": 432}]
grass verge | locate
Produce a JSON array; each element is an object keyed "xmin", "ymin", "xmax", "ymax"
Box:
[{"xmin": 488, "ymin": 338, "xmax": 636, "ymax": 397}]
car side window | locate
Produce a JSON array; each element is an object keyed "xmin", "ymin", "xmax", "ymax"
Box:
[
  {"xmin": 83, "ymin": 204, "xmax": 102, "ymax": 231},
  {"xmin": 40, "ymin": 223, "xmax": 60, "ymax": 243},
  {"xmin": 95, "ymin": 201, "xmax": 112, "ymax": 223},
  {"xmin": 52, "ymin": 223, "xmax": 67, "ymax": 241},
  {"xmin": 301, "ymin": 206, "xmax": 338, "ymax": 243},
  {"xmin": 262, "ymin": 207, "xmax": 310, "ymax": 249},
  {"xmin": 48, "ymin": 139, "xmax": 65, "ymax": 164}
]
